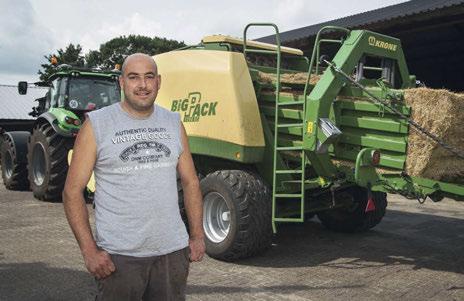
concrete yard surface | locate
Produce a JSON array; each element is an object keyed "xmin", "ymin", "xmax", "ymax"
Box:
[{"xmin": 0, "ymin": 185, "xmax": 463, "ymax": 301}]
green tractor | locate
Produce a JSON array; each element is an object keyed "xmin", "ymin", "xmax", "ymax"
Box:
[{"xmin": 0, "ymin": 65, "xmax": 120, "ymax": 201}]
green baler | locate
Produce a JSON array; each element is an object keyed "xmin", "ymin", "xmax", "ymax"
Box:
[{"xmin": 160, "ymin": 24, "xmax": 464, "ymax": 261}]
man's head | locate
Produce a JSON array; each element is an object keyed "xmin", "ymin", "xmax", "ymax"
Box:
[{"xmin": 119, "ymin": 53, "xmax": 161, "ymax": 112}]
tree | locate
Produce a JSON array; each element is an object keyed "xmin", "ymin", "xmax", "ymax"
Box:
[
  {"xmin": 85, "ymin": 50, "xmax": 102, "ymax": 69},
  {"xmin": 38, "ymin": 43, "xmax": 85, "ymax": 82},
  {"xmin": 86, "ymin": 35, "xmax": 186, "ymax": 69}
]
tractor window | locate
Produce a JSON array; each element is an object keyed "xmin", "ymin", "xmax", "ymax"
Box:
[
  {"xmin": 68, "ymin": 77, "xmax": 120, "ymax": 110},
  {"xmin": 49, "ymin": 79, "xmax": 59, "ymax": 108},
  {"xmin": 57, "ymin": 77, "xmax": 68, "ymax": 107}
]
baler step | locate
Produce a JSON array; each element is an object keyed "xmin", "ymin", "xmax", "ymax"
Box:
[
  {"xmin": 277, "ymin": 123, "xmax": 303, "ymax": 128},
  {"xmin": 278, "ymin": 101, "xmax": 305, "ymax": 106},
  {"xmin": 275, "ymin": 169, "xmax": 303, "ymax": 174},
  {"xmin": 276, "ymin": 146, "xmax": 303, "ymax": 151},
  {"xmin": 274, "ymin": 217, "xmax": 304, "ymax": 222},
  {"xmin": 281, "ymin": 179, "xmax": 321, "ymax": 189},
  {"xmin": 275, "ymin": 193, "xmax": 303, "ymax": 198}
]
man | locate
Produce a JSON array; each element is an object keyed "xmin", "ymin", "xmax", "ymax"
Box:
[{"xmin": 63, "ymin": 53, "xmax": 205, "ymax": 301}]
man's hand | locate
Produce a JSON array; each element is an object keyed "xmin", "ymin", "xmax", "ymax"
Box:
[
  {"xmin": 83, "ymin": 248, "xmax": 116, "ymax": 279},
  {"xmin": 189, "ymin": 237, "xmax": 206, "ymax": 262}
]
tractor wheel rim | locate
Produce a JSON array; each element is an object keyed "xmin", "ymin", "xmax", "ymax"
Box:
[
  {"xmin": 32, "ymin": 143, "xmax": 46, "ymax": 186},
  {"xmin": 4, "ymin": 151, "xmax": 13, "ymax": 179},
  {"xmin": 203, "ymin": 191, "xmax": 231, "ymax": 243}
]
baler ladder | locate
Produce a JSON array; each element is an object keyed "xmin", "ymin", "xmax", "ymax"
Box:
[{"xmin": 244, "ymin": 23, "xmax": 306, "ymax": 233}]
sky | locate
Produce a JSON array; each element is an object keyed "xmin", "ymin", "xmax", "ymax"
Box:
[{"xmin": 0, "ymin": 0, "xmax": 407, "ymax": 85}]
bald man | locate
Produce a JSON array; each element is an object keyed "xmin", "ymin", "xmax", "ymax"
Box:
[{"xmin": 63, "ymin": 53, "xmax": 205, "ymax": 301}]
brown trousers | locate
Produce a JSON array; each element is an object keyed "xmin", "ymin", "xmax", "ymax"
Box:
[{"xmin": 95, "ymin": 247, "xmax": 190, "ymax": 301}]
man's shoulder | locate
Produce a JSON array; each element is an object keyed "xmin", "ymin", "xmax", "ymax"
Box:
[
  {"xmin": 87, "ymin": 103, "xmax": 119, "ymax": 119},
  {"xmin": 155, "ymin": 104, "xmax": 180, "ymax": 120}
]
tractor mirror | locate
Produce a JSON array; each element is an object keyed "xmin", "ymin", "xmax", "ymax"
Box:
[{"xmin": 18, "ymin": 81, "xmax": 28, "ymax": 95}]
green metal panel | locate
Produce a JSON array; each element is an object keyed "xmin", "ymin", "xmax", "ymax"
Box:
[
  {"xmin": 259, "ymin": 105, "xmax": 304, "ymax": 121},
  {"xmin": 336, "ymin": 99, "xmax": 411, "ymax": 115},
  {"xmin": 377, "ymin": 174, "xmax": 464, "ymax": 201},
  {"xmin": 249, "ymin": 64, "xmax": 302, "ymax": 75},
  {"xmin": 303, "ymin": 29, "xmax": 412, "ymax": 179},
  {"xmin": 332, "ymin": 96, "xmax": 410, "ymax": 169},
  {"xmin": 48, "ymin": 107, "xmax": 81, "ymax": 133},
  {"xmin": 338, "ymin": 130, "xmax": 407, "ymax": 152},
  {"xmin": 188, "ymin": 136, "xmax": 264, "ymax": 163},
  {"xmin": 259, "ymin": 92, "xmax": 305, "ymax": 104},
  {"xmin": 333, "ymin": 148, "xmax": 406, "ymax": 170},
  {"xmin": 338, "ymin": 116, "xmax": 408, "ymax": 133},
  {"xmin": 49, "ymin": 70, "xmax": 119, "ymax": 82}
]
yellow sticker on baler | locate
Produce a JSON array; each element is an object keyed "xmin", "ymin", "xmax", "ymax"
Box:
[{"xmin": 307, "ymin": 121, "xmax": 314, "ymax": 134}]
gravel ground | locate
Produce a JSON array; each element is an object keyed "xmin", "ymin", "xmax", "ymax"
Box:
[{"xmin": 1, "ymin": 185, "xmax": 463, "ymax": 301}]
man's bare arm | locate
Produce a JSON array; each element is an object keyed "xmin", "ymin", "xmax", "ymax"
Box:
[
  {"xmin": 63, "ymin": 120, "xmax": 115, "ymax": 278},
  {"xmin": 177, "ymin": 123, "xmax": 205, "ymax": 261}
]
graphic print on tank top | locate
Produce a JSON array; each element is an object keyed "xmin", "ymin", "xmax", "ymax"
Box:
[{"xmin": 110, "ymin": 126, "xmax": 178, "ymax": 174}]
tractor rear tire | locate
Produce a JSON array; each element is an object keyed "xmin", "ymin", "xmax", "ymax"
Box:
[
  {"xmin": 317, "ymin": 186, "xmax": 387, "ymax": 233},
  {"xmin": 27, "ymin": 123, "xmax": 74, "ymax": 202},
  {"xmin": 201, "ymin": 170, "xmax": 272, "ymax": 261},
  {"xmin": 0, "ymin": 133, "xmax": 30, "ymax": 190}
]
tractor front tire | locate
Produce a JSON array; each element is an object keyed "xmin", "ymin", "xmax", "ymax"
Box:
[
  {"xmin": 317, "ymin": 187, "xmax": 387, "ymax": 233},
  {"xmin": 27, "ymin": 123, "xmax": 73, "ymax": 202},
  {"xmin": 201, "ymin": 170, "xmax": 272, "ymax": 261},
  {"xmin": 0, "ymin": 133, "xmax": 30, "ymax": 190}
]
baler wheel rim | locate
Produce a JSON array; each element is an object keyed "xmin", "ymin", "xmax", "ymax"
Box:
[{"xmin": 203, "ymin": 191, "xmax": 231, "ymax": 243}]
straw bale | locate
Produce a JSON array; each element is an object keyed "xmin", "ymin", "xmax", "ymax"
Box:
[
  {"xmin": 257, "ymin": 71, "xmax": 320, "ymax": 85},
  {"xmin": 404, "ymin": 88, "xmax": 464, "ymax": 183}
]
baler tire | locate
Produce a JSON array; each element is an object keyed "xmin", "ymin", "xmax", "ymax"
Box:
[
  {"xmin": 0, "ymin": 134, "xmax": 29, "ymax": 190},
  {"xmin": 27, "ymin": 123, "xmax": 74, "ymax": 202},
  {"xmin": 317, "ymin": 187, "xmax": 387, "ymax": 233},
  {"xmin": 201, "ymin": 170, "xmax": 272, "ymax": 261}
]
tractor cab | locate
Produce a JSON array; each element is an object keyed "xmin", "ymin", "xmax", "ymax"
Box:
[{"xmin": 21, "ymin": 66, "xmax": 121, "ymax": 118}]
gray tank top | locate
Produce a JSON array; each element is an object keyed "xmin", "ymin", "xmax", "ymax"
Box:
[{"xmin": 87, "ymin": 102, "xmax": 189, "ymax": 257}]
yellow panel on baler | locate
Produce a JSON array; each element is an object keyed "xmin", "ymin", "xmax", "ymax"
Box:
[{"xmin": 153, "ymin": 50, "xmax": 264, "ymax": 147}]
